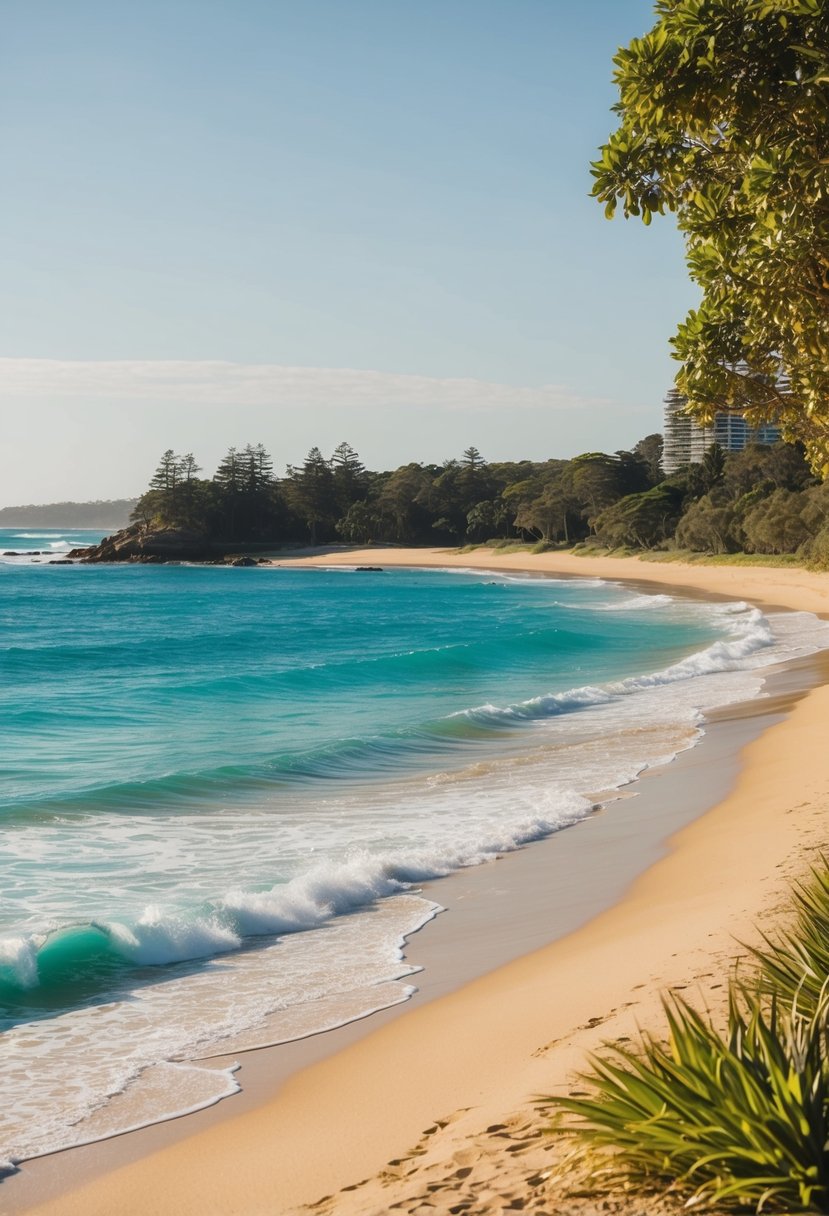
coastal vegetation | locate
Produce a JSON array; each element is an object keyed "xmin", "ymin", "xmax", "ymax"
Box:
[
  {"xmin": 0, "ymin": 499, "xmax": 136, "ymax": 529},
  {"xmin": 547, "ymin": 863, "xmax": 829, "ymax": 1212},
  {"xmin": 127, "ymin": 437, "xmax": 829, "ymax": 568},
  {"xmin": 592, "ymin": 0, "xmax": 829, "ymax": 474}
]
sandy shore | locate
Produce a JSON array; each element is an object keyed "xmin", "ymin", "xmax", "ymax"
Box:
[
  {"xmin": 269, "ymin": 544, "xmax": 829, "ymax": 615},
  {"xmin": 11, "ymin": 549, "xmax": 829, "ymax": 1216}
]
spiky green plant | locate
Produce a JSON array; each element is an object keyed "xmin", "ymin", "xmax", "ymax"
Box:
[
  {"xmin": 752, "ymin": 867, "xmax": 829, "ymax": 1020},
  {"xmin": 547, "ymin": 990, "xmax": 829, "ymax": 1212}
]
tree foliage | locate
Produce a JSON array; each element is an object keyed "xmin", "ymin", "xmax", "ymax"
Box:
[
  {"xmin": 284, "ymin": 448, "xmax": 337, "ymax": 544},
  {"xmin": 593, "ymin": 484, "xmax": 684, "ymax": 549},
  {"xmin": 130, "ymin": 436, "xmax": 829, "ymax": 569},
  {"xmin": 742, "ymin": 487, "xmax": 813, "ymax": 553},
  {"xmin": 593, "ymin": 0, "xmax": 829, "ymax": 472}
]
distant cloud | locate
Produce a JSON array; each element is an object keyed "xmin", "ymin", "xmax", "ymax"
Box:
[{"xmin": 0, "ymin": 358, "xmax": 604, "ymax": 412}]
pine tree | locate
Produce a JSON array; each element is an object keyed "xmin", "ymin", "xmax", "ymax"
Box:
[
  {"xmin": 214, "ymin": 447, "xmax": 242, "ymax": 493},
  {"xmin": 462, "ymin": 446, "xmax": 484, "ymax": 473},
  {"xmin": 175, "ymin": 453, "xmax": 202, "ymax": 528},
  {"xmin": 252, "ymin": 443, "xmax": 274, "ymax": 487},
  {"xmin": 331, "ymin": 441, "xmax": 367, "ymax": 514},
  {"xmin": 143, "ymin": 449, "xmax": 182, "ymax": 524},
  {"xmin": 178, "ymin": 453, "xmax": 201, "ymax": 484},
  {"xmin": 149, "ymin": 450, "xmax": 180, "ymax": 494},
  {"xmin": 284, "ymin": 447, "xmax": 337, "ymax": 543}
]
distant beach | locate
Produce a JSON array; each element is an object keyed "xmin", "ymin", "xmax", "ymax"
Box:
[{"xmin": 6, "ymin": 547, "xmax": 829, "ymax": 1216}]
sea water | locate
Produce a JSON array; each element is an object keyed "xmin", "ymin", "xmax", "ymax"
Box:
[{"xmin": 2, "ymin": 531, "xmax": 828, "ymax": 1167}]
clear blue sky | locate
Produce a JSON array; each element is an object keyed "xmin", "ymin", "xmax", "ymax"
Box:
[{"xmin": 1, "ymin": 0, "xmax": 695, "ymax": 503}]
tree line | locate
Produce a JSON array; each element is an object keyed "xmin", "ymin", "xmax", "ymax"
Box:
[{"xmin": 131, "ymin": 435, "xmax": 829, "ymax": 566}]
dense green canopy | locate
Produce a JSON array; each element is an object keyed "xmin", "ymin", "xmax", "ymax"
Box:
[
  {"xmin": 592, "ymin": 0, "xmax": 829, "ymax": 473},
  {"xmin": 129, "ymin": 434, "xmax": 829, "ymax": 566}
]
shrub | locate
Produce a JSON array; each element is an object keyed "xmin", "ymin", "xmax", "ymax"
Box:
[
  {"xmin": 753, "ymin": 867, "xmax": 829, "ymax": 1020},
  {"xmin": 799, "ymin": 526, "xmax": 829, "ymax": 573},
  {"xmin": 547, "ymin": 992, "xmax": 829, "ymax": 1211}
]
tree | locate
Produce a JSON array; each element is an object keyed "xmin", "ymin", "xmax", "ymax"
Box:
[
  {"xmin": 458, "ymin": 446, "xmax": 494, "ymax": 512},
  {"xmin": 675, "ymin": 496, "xmax": 742, "ymax": 555},
  {"xmin": 149, "ymin": 450, "xmax": 180, "ymax": 495},
  {"xmin": 465, "ymin": 498, "xmax": 511, "ymax": 542},
  {"xmin": 135, "ymin": 449, "xmax": 182, "ymax": 525},
  {"xmin": 284, "ymin": 448, "xmax": 337, "ymax": 543},
  {"xmin": 176, "ymin": 452, "xmax": 202, "ymax": 528},
  {"xmin": 225, "ymin": 443, "xmax": 276, "ymax": 537},
  {"xmin": 178, "ymin": 453, "xmax": 201, "ymax": 484},
  {"xmin": 569, "ymin": 453, "xmax": 625, "ymax": 527},
  {"xmin": 700, "ymin": 443, "xmax": 726, "ymax": 493},
  {"xmin": 798, "ymin": 482, "xmax": 829, "ymax": 567},
  {"xmin": 592, "ymin": 1, "xmax": 829, "ymax": 472},
  {"xmin": 460, "ymin": 446, "xmax": 486, "ymax": 495},
  {"xmin": 720, "ymin": 440, "xmax": 814, "ymax": 500},
  {"xmin": 376, "ymin": 463, "xmax": 437, "ymax": 542},
  {"xmin": 633, "ymin": 433, "xmax": 664, "ymax": 486},
  {"xmin": 593, "ymin": 484, "xmax": 684, "ymax": 550},
  {"xmin": 331, "ymin": 442, "xmax": 367, "ymax": 514},
  {"xmin": 615, "ymin": 448, "xmax": 652, "ymax": 496},
  {"xmin": 513, "ymin": 475, "xmax": 582, "ymax": 545},
  {"xmin": 427, "ymin": 461, "xmax": 468, "ymax": 540},
  {"xmin": 242, "ymin": 443, "xmax": 273, "ymax": 492},
  {"xmin": 214, "ymin": 447, "xmax": 243, "ymax": 494},
  {"xmin": 336, "ymin": 501, "xmax": 381, "ymax": 545},
  {"xmin": 742, "ymin": 488, "xmax": 811, "ymax": 554}
]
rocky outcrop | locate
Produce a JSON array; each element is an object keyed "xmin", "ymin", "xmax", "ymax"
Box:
[
  {"xmin": 68, "ymin": 525, "xmax": 273, "ymax": 565},
  {"xmin": 69, "ymin": 525, "xmax": 217, "ymax": 563}
]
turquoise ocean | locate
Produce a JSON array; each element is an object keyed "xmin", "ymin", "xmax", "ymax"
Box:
[{"xmin": 2, "ymin": 526, "xmax": 828, "ymax": 1167}]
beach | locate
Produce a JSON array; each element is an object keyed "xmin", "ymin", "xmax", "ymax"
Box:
[{"xmin": 9, "ymin": 547, "xmax": 829, "ymax": 1216}]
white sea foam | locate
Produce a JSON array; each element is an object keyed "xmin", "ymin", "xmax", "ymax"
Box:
[
  {"xmin": 15, "ymin": 1061, "xmax": 242, "ymax": 1166},
  {"xmin": 0, "ymin": 936, "xmax": 39, "ymax": 990},
  {"xmin": 0, "ymin": 895, "xmax": 438, "ymax": 1164},
  {"xmin": 457, "ymin": 604, "xmax": 775, "ymax": 728},
  {"xmin": 594, "ymin": 592, "xmax": 674, "ymax": 611},
  {"xmin": 106, "ymin": 909, "xmax": 241, "ymax": 966}
]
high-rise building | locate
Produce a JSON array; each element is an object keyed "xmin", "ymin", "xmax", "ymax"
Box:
[{"xmin": 662, "ymin": 388, "xmax": 781, "ymax": 473}]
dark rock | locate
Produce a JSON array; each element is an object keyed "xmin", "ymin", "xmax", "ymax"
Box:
[
  {"xmin": 72, "ymin": 524, "xmax": 216, "ymax": 563},
  {"xmin": 355, "ymin": 566, "xmax": 384, "ymax": 571},
  {"xmin": 70, "ymin": 524, "xmax": 280, "ymax": 565},
  {"xmin": 48, "ymin": 559, "xmax": 74, "ymax": 565}
]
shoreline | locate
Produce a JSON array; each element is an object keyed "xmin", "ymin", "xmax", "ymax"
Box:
[
  {"xmin": 9, "ymin": 548, "xmax": 829, "ymax": 1216},
  {"xmin": 265, "ymin": 543, "xmax": 829, "ymax": 615}
]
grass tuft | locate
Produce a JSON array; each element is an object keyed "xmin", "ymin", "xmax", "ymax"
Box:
[
  {"xmin": 543, "ymin": 863, "xmax": 829, "ymax": 1211},
  {"xmin": 546, "ymin": 991, "xmax": 829, "ymax": 1211},
  {"xmin": 752, "ymin": 866, "xmax": 829, "ymax": 1022}
]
